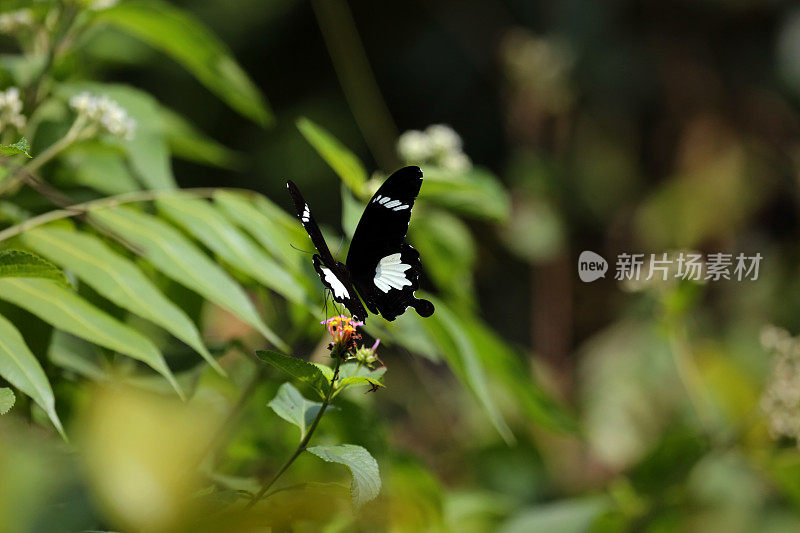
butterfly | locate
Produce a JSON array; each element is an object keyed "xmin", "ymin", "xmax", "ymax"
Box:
[{"xmin": 287, "ymin": 165, "xmax": 435, "ymax": 322}]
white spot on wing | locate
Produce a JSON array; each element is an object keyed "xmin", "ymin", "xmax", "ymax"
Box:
[
  {"xmin": 374, "ymin": 253, "xmax": 412, "ymax": 293},
  {"xmin": 384, "ymin": 199, "xmax": 401, "ymax": 208},
  {"xmin": 378, "ymin": 197, "xmax": 390, "ymax": 205},
  {"xmin": 321, "ymin": 267, "xmax": 349, "ymax": 299},
  {"xmin": 393, "ymin": 204, "xmax": 409, "ymax": 211},
  {"xmin": 301, "ymin": 204, "xmax": 310, "ymax": 223}
]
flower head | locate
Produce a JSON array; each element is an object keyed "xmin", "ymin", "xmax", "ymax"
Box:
[
  {"xmin": 396, "ymin": 124, "xmax": 472, "ymax": 173},
  {"xmin": 69, "ymin": 92, "xmax": 136, "ymax": 140},
  {"xmin": 321, "ymin": 315, "xmax": 363, "ymax": 357},
  {"xmin": 355, "ymin": 338, "xmax": 384, "ymax": 370},
  {"xmin": 0, "ymin": 87, "xmax": 26, "ymax": 132}
]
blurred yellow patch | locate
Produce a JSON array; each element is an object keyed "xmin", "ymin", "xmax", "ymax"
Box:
[{"xmin": 79, "ymin": 385, "xmax": 220, "ymax": 532}]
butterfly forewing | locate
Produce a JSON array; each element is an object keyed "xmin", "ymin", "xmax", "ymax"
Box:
[
  {"xmin": 346, "ymin": 166, "xmax": 435, "ymax": 320},
  {"xmin": 286, "ymin": 181, "xmax": 368, "ymax": 320}
]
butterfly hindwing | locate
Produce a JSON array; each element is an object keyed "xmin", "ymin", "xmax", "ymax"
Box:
[
  {"xmin": 346, "ymin": 166, "xmax": 435, "ymax": 321},
  {"xmin": 287, "ymin": 181, "xmax": 367, "ymax": 319}
]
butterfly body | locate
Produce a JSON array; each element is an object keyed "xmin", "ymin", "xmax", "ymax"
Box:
[{"xmin": 287, "ymin": 166, "xmax": 434, "ymax": 322}]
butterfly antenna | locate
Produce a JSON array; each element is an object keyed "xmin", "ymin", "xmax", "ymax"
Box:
[{"xmin": 290, "ymin": 243, "xmax": 315, "ymax": 255}]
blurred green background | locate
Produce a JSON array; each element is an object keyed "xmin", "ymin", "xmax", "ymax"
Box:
[{"xmin": 5, "ymin": 0, "xmax": 800, "ymax": 531}]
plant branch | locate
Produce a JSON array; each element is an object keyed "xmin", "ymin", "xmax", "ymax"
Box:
[
  {"xmin": 0, "ymin": 186, "xmax": 257, "ymax": 244},
  {"xmin": 246, "ymin": 356, "xmax": 343, "ymax": 509}
]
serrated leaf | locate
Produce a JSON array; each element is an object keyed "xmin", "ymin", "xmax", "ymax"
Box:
[
  {"xmin": 297, "ymin": 118, "xmax": 367, "ymax": 194},
  {"xmin": 268, "ymin": 382, "xmax": 324, "ymax": 439},
  {"xmin": 91, "ymin": 206, "xmax": 286, "ymax": 350},
  {"xmin": 256, "ymin": 350, "xmax": 329, "ymax": 399},
  {"xmin": 159, "ymin": 105, "xmax": 238, "ymax": 169},
  {"xmin": 0, "ymin": 313, "xmax": 63, "ymax": 435},
  {"xmin": 0, "ymin": 278, "xmax": 182, "ymax": 398},
  {"xmin": 156, "ymin": 196, "xmax": 307, "ymax": 305},
  {"xmin": 422, "ymin": 297, "xmax": 514, "ymax": 444},
  {"xmin": 0, "ymin": 137, "xmax": 31, "ymax": 157},
  {"xmin": 59, "ymin": 83, "xmax": 176, "ymax": 189},
  {"xmin": 23, "ymin": 226, "xmax": 223, "ymax": 375},
  {"xmin": 0, "ymin": 387, "xmax": 14, "ymax": 414},
  {"xmin": 94, "ymin": 0, "xmax": 272, "ymax": 125},
  {"xmin": 337, "ymin": 361, "xmax": 386, "ymax": 381},
  {"xmin": 307, "ymin": 444, "xmax": 381, "ymax": 508},
  {"xmin": 336, "ymin": 376, "xmax": 384, "ymax": 392},
  {"xmin": 0, "ymin": 249, "xmax": 69, "ymax": 287}
]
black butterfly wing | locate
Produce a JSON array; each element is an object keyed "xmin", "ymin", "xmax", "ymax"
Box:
[
  {"xmin": 345, "ymin": 166, "xmax": 435, "ymax": 321},
  {"xmin": 286, "ymin": 181, "xmax": 368, "ymax": 320}
]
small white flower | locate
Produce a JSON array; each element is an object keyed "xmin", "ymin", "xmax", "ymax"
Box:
[
  {"xmin": 69, "ymin": 92, "xmax": 136, "ymax": 140},
  {"xmin": 440, "ymin": 151, "xmax": 472, "ymax": 173},
  {"xmin": 426, "ymin": 124, "xmax": 462, "ymax": 154},
  {"xmin": 69, "ymin": 92, "xmax": 93, "ymax": 114},
  {"xmin": 0, "ymin": 86, "xmax": 27, "ymax": 132},
  {"xmin": 397, "ymin": 129, "xmax": 432, "ymax": 162}
]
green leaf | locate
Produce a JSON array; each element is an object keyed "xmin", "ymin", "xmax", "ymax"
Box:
[
  {"xmin": 156, "ymin": 196, "xmax": 307, "ymax": 305},
  {"xmin": 91, "ymin": 206, "xmax": 287, "ymax": 350},
  {"xmin": 297, "ymin": 118, "xmax": 367, "ymax": 194},
  {"xmin": 336, "ymin": 375, "xmax": 384, "ymax": 392},
  {"xmin": 0, "ymin": 250, "xmax": 69, "ymax": 287},
  {"xmin": 94, "ymin": 0, "xmax": 272, "ymax": 125},
  {"xmin": 214, "ymin": 191, "xmax": 306, "ymax": 273},
  {"xmin": 22, "ymin": 226, "xmax": 223, "ymax": 375},
  {"xmin": 0, "ymin": 387, "xmax": 14, "ymax": 414},
  {"xmin": 268, "ymin": 382, "xmax": 324, "ymax": 439},
  {"xmin": 307, "ymin": 444, "xmax": 381, "ymax": 508},
  {"xmin": 462, "ymin": 312, "xmax": 578, "ymax": 434},
  {"xmin": 421, "ymin": 166, "xmax": 510, "ymax": 222},
  {"xmin": 422, "ymin": 297, "xmax": 515, "ymax": 444},
  {"xmin": 159, "ymin": 106, "xmax": 238, "ymax": 169},
  {"xmin": 59, "ymin": 83, "xmax": 176, "ymax": 189},
  {"xmin": 0, "ymin": 313, "xmax": 63, "ymax": 435},
  {"xmin": 409, "ymin": 209, "xmax": 476, "ymax": 305},
  {"xmin": 256, "ymin": 350, "xmax": 330, "ymax": 399},
  {"xmin": 58, "ymin": 143, "xmax": 140, "ymax": 195},
  {"xmin": 0, "ymin": 137, "xmax": 31, "ymax": 158},
  {"xmin": 48, "ymin": 331, "xmax": 109, "ymax": 382},
  {"xmin": 0, "ymin": 278, "xmax": 182, "ymax": 398}
]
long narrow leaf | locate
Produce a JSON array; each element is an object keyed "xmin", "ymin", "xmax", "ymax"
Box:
[
  {"xmin": 422, "ymin": 297, "xmax": 515, "ymax": 444},
  {"xmin": 297, "ymin": 118, "xmax": 367, "ymax": 193},
  {"xmin": 93, "ymin": 0, "xmax": 272, "ymax": 125},
  {"xmin": 23, "ymin": 226, "xmax": 224, "ymax": 375},
  {"xmin": 156, "ymin": 196, "xmax": 307, "ymax": 305},
  {"xmin": 0, "ymin": 278, "xmax": 182, "ymax": 398},
  {"xmin": 91, "ymin": 206, "xmax": 287, "ymax": 350},
  {"xmin": 0, "ymin": 312, "xmax": 63, "ymax": 435}
]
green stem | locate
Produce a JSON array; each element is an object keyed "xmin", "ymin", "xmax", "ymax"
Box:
[
  {"xmin": 0, "ymin": 115, "xmax": 86, "ymax": 196},
  {"xmin": 0, "ymin": 186, "xmax": 259, "ymax": 244},
  {"xmin": 246, "ymin": 356, "xmax": 343, "ymax": 509}
]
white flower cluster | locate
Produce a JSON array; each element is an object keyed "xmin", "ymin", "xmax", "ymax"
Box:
[
  {"xmin": 69, "ymin": 92, "xmax": 136, "ymax": 140},
  {"xmin": 0, "ymin": 87, "xmax": 26, "ymax": 131},
  {"xmin": 760, "ymin": 325, "xmax": 800, "ymax": 445},
  {"xmin": 397, "ymin": 124, "xmax": 472, "ymax": 172},
  {"xmin": 0, "ymin": 9, "xmax": 33, "ymax": 34}
]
